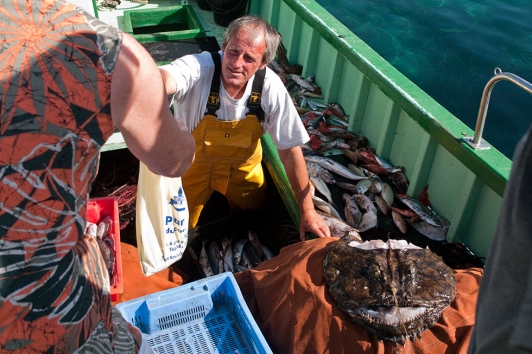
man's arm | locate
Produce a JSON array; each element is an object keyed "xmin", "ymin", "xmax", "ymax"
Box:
[
  {"xmin": 159, "ymin": 68, "xmax": 178, "ymax": 98},
  {"xmin": 277, "ymin": 146, "xmax": 331, "ymax": 240},
  {"xmin": 110, "ymin": 33, "xmax": 195, "ymax": 177}
]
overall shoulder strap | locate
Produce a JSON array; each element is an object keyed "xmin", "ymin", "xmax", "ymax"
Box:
[
  {"xmin": 206, "ymin": 52, "xmax": 222, "ymax": 116},
  {"xmin": 247, "ymin": 68, "xmax": 266, "ymax": 122}
]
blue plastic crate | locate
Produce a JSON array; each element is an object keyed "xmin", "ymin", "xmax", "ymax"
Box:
[{"xmin": 116, "ymin": 273, "xmax": 272, "ymax": 354}]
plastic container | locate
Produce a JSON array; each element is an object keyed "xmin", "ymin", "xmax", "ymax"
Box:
[
  {"xmin": 121, "ymin": 5, "xmax": 206, "ymax": 43},
  {"xmin": 86, "ymin": 197, "xmax": 123, "ymax": 302},
  {"xmin": 116, "ymin": 273, "xmax": 272, "ymax": 354}
]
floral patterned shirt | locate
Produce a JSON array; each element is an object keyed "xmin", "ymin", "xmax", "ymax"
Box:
[{"xmin": 0, "ymin": 0, "xmax": 142, "ymax": 352}]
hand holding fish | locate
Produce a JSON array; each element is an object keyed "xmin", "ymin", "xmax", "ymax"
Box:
[{"xmin": 300, "ymin": 208, "xmax": 331, "ymax": 241}]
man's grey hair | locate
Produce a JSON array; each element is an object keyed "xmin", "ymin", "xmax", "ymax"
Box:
[{"xmin": 222, "ymin": 15, "xmax": 281, "ymax": 64}]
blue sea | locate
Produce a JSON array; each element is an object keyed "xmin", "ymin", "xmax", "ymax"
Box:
[{"xmin": 317, "ymin": 0, "xmax": 532, "ymax": 159}]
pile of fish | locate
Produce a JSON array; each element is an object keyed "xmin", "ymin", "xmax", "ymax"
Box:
[
  {"xmin": 86, "ymin": 216, "xmax": 118, "ymax": 286},
  {"xmin": 199, "ymin": 230, "xmax": 275, "ymax": 277},
  {"xmin": 268, "ymin": 60, "xmax": 450, "ymax": 242}
]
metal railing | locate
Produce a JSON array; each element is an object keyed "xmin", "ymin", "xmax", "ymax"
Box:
[{"xmin": 463, "ymin": 67, "xmax": 532, "ymax": 150}]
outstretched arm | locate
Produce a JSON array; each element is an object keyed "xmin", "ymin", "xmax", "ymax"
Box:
[
  {"xmin": 110, "ymin": 33, "xmax": 195, "ymax": 177},
  {"xmin": 278, "ymin": 146, "xmax": 331, "ymax": 240}
]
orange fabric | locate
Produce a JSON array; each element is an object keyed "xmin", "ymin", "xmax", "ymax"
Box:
[
  {"xmin": 234, "ymin": 237, "xmax": 483, "ymax": 354},
  {"xmin": 113, "ymin": 243, "xmax": 186, "ymax": 304}
]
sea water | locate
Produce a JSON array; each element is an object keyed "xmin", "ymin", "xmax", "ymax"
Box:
[{"xmin": 317, "ymin": 0, "xmax": 532, "ymax": 159}]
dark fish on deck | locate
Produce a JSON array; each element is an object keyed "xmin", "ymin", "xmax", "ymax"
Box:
[
  {"xmin": 208, "ymin": 242, "xmax": 223, "ymax": 274},
  {"xmin": 244, "ymin": 241, "xmax": 262, "ymax": 268},
  {"xmin": 315, "ymin": 210, "xmax": 362, "ymax": 241},
  {"xmin": 222, "ymin": 237, "xmax": 234, "ymax": 273},
  {"xmin": 240, "ymin": 248, "xmax": 253, "ymax": 269},
  {"xmin": 260, "ymin": 244, "xmax": 275, "ymax": 260},
  {"xmin": 233, "ymin": 238, "xmax": 248, "ymax": 266},
  {"xmin": 342, "ymin": 193, "xmax": 362, "ymax": 228},
  {"xmin": 200, "ymin": 241, "xmax": 215, "ymax": 277}
]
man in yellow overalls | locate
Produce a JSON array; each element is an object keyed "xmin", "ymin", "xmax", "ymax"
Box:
[{"xmin": 159, "ymin": 15, "xmax": 330, "ymax": 241}]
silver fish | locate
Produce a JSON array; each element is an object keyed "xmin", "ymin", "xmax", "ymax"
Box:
[
  {"xmin": 260, "ymin": 244, "xmax": 275, "ymax": 260},
  {"xmin": 409, "ymin": 215, "xmax": 450, "ymax": 241},
  {"xmin": 248, "ymin": 230, "xmax": 265, "ymax": 257},
  {"xmin": 335, "ymin": 181, "xmax": 359, "ymax": 194},
  {"xmin": 290, "ymin": 74, "xmax": 317, "ymax": 92},
  {"xmin": 221, "ymin": 237, "xmax": 234, "ymax": 273},
  {"xmin": 96, "ymin": 216, "xmax": 112, "ymax": 238},
  {"xmin": 240, "ymin": 248, "xmax": 253, "ymax": 269},
  {"xmin": 313, "ymin": 195, "xmax": 342, "ymax": 219},
  {"xmin": 296, "ymin": 95, "xmax": 308, "ymax": 108},
  {"xmin": 200, "ymin": 241, "xmax": 214, "ymax": 277},
  {"xmin": 349, "ymin": 164, "xmax": 380, "ymax": 180},
  {"xmin": 235, "ymin": 264, "xmax": 250, "ymax": 273},
  {"xmin": 355, "ymin": 179, "xmax": 373, "ymax": 194},
  {"xmin": 85, "ymin": 222, "xmax": 97, "ymax": 238},
  {"xmin": 245, "ymin": 241, "xmax": 263, "ymax": 268},
  {"xmin": 357, "ymin": 208, "xmax": 378, "ymax": 232},
  {"xmin": 218, "ymin": 252, "xmax": 225, "ymax": 275},
  {"xmin": 342, "ymin": 193, "xmax": 363, "ymax": 228},
  {"xmin": 305, "ymin": 155, "xmax": 369, "ymax": 181},
  {"xmin": 373, "ymin": 153, "xmax": 403, "ymax": 173},
  {"xmin": 326, "ymin": 115, "xmax": 349, "ymax": 128},
  {"xmin": 315, "ymin": 210, "xmax": 362, "ymax": 241},
  {"xmin": 307, "ymin": 128, "xmax": 331, "ymax": 142},
  {"xmin": 317, "ymin": 140, "xmax": 351, "ymax": 153},
  {"xmin": 208, "ymin": 242, "xmax": 222, "ymax": 274},
  {"xmin": 233, "ymin": 239, "xmax": 248, "ymax": 266},
  {"xmin": 310, "ymin": 176, "xmax": 335, "ymax": 206},
  {"xmin": 307, "ymin": 98, "xmax": 328, "ymax": 111},
  {"xmin": 396, "ymin": 195, "xmax": 443, "ymax": 228},
  {"xmin": 353, "ymin": 193, "xmax": 376, "ymax": 214},
  {"xmin": 301, "ymin": 91, "xmax": 324, "ymax": 99},
  {"xmin": 307, "ymin": 161, "xmax": 335, "ymax": 183},
  {"xmin": 380, "ymin": 182, "xmax": 394, "ymax": 207}
]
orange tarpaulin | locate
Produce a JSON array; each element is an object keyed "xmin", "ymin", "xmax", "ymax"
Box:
[
  {"xmin": 116, "ymin": 239, "xmax": 482, "ymax": 353},
  {"xmin": 234, "ymin": 237, "xmax": 483, "ymax": 354},
  {"xmin": 113, "ymin": 243, "xmax": 186, "ymax": 304}
]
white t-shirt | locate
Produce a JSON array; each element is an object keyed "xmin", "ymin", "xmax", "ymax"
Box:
[{"xmin": 159, "ymin": 51, "xmax": 309, "ymax": 150}]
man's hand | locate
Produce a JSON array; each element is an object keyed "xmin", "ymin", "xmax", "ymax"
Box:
[{"xmin": 299, "ymin": 208, "xmax": 331, "ymax": 241}]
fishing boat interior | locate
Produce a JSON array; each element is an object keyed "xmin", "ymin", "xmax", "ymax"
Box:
[{"xmin": 79, "ymin": 0, "xmax": 531, "ymax": 352}]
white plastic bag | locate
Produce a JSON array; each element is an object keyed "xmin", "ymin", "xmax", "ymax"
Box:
[{"xmin": 135, "ymin": 161, "xmax": 188, "ymax": 276}]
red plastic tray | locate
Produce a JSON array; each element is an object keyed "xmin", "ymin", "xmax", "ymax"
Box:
[{"xmin": 86, "ymin": 197, "xmax": 123, "ymax": 301}]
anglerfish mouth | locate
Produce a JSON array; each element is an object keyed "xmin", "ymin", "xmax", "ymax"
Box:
[{"xmin": 353, "ymin": 305, "xmax": 429, "ymax": 325}]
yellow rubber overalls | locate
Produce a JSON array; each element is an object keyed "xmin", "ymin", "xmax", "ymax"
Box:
[{"xmin": 182, "ymin": 52, "xmax": 268, "ymax": 228}]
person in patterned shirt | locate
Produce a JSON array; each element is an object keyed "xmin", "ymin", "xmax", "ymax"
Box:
[{"xmin": 0, "ymin": 0, "xmax": 195, "ymax": 352}]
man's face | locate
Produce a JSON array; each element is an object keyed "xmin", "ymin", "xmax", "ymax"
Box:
[{"xmin": 221, "ymin": 28, "xmax": 268, "ymax": 96}]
